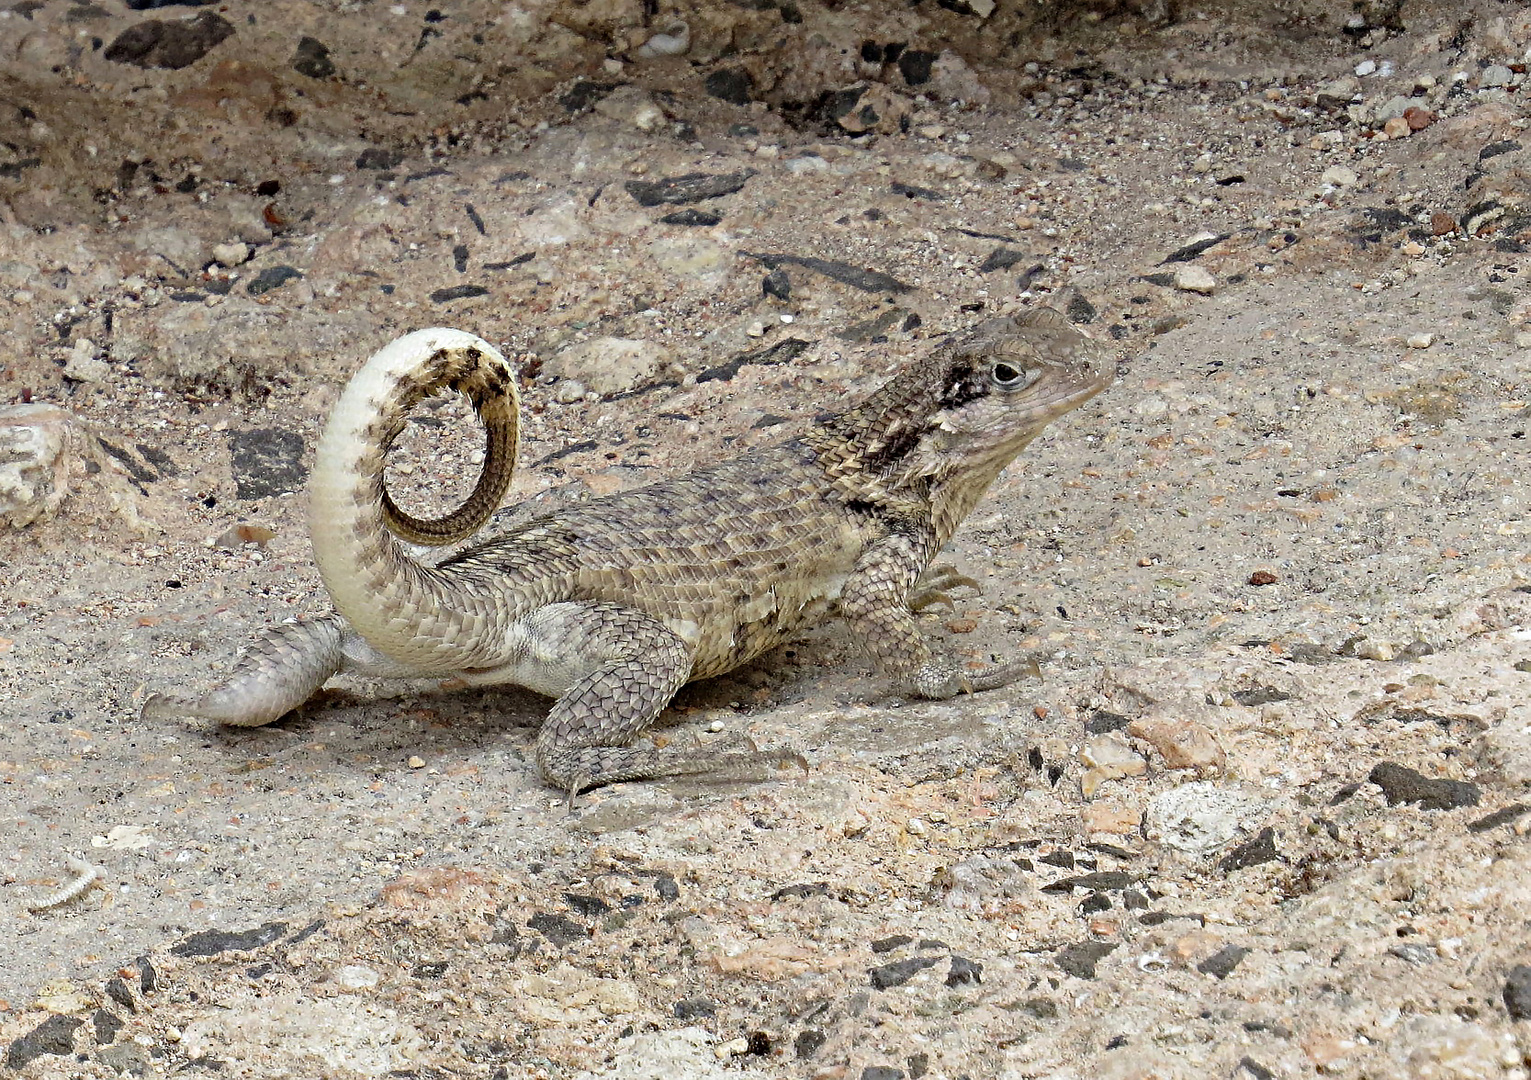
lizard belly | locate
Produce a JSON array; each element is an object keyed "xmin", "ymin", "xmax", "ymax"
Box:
[{"xmin": 682, "ymin": 570, "xmax": 849, "ymax": 680}]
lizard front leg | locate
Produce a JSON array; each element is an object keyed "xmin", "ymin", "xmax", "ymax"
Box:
[
  {"xmin": 840, "ymin": 535, "xmax": 1038, "ymax": 699},
  {"xmin": 488, "ymin": 602, "xmax": 796, "ymax": 798}
]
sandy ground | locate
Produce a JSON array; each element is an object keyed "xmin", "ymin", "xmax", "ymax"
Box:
[{"xmin": 2, "ymin": 0, "xmax": 1530, "ymax": 1076}]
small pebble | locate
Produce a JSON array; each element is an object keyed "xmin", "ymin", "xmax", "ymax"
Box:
[
  {"xmin": 554, "ymin": 380, "xmax": 587, "ymax": 404},
  {"xmin": 1320, "ymin": 165, "xmax": 1358, "ymax": 189},
  {"xmin": 407, "ymin": 755, "xmax": 426, "ymax": 769},
  {"xmin": 1173, "ymin": 265, "xmax": 1216, "ymax": 295},
  {"xmin": 1406, "ymin": 333, "xmax": 1434, "ymax": 349},
  {"xmin": 212, "ymin": 242, "xmax": 249, "ymax": 268},
  {"xmin": 1354, "ymin": 59, "xmax": 1377, "ymax": 77}
]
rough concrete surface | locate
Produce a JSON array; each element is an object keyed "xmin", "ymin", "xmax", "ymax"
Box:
[{"xmin": 2, "ymin": 0, "xmax": 1530, "ymax": 1076}]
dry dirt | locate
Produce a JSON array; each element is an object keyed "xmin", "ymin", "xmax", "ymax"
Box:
[{"xmin": 2, "ymin": 0, "xmax": 1530, "ymax": 1077}]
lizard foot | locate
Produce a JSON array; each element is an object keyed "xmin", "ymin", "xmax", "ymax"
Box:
[
  {"xmin": 549, "ymin": 735, "xmax": 808, "ymax": 807},
  {"xmin": 910, "ymin": 653, "xmax": 1043, "ymax": 699}
]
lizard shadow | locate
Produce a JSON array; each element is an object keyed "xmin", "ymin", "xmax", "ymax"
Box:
[{"xmin": 202, "ymin": 637, "xmax": 847, "ymax": 792}]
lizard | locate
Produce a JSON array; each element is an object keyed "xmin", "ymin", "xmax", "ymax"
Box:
[{"xmin": 143, "ymin": 308, "xmax": 1113, "ymax": 796}]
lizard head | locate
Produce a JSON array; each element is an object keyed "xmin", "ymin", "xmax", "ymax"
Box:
[
  {"xmin": 870, "ymin": 308, "xmax": 1112, "ymax": 484},
  {"xmin": 810, "ymin": 307, "xmax": 1113, "ymax": 538}
]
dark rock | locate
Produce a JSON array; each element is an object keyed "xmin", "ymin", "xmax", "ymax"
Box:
[
  {"xmin": 1086, "ymin": 710, "xmax": 1131, "ymax": 735},
  {"xmin": 763, "ymin": 267, "xmax": 791, "ymax": 299},
  {"xmin": 907, "ymin": 1051, "xmax": 929, "ymax": 1079},
  {"xmin": 246, "ymin": 265, "xmax": 303, "ymax": 296},
  {"xmin": 697, "ymin": 338, "xmax": 812, "ymax": 384},
  {"xmin": 869, "ymin": 955, "xmax": 940, "ymax": 989},
  {"xmin": 837, "ymin": 308, "xmax": 907, "ymax": 343},
  {"xmin": 452, "ymin": 243, "xmax": 469, "ymax": 272},
  {"xmin": 862, "ymin": 1068, "xmax": 905, "ymax": 1080},
  {"xmin": 484, "ymin": 253, "xmax": 535, "ymax": 270},
  {"xmin": 673, "ymin": 996, "xmax": 715, "ymax": 1019},
  {"xmin": 356, "ymin": 147, "xmax": 403, "ymax": 170},
  {"xmin": 125, "ymin": 0, "xmax": 213, "ymax": 6},
  {"xmin": 559, "ymin": 80, "xmax": 620, "ymax": 113},
  {"xmin": 230, "ymin": 429, "xmax": 305, "ymax": 500},
  {"xmin": 890, "ymin": 181, "xmax": 944, "ymax": 200},
  {"xmin": 651, "ymin": 873, "xmax": 679, "ymax": 900},
  {"xmin": 292, "ymin": 35, "xmax": 335, "ymax": 78},
  {"xmin": 1368, "ymin": 763, "xmax": 1481, "ymax": 810},
  {"xmin": 1023, "ymin": 996, "xmax": 1059, "ymax": 1019},
  {"xmin": 1065, "ymin": 294, "xmax": 1097, "ymax": 324},
  {"xmin": 1480, "ymin": 140, "xmax": 1522, "ymax": 162},
  {"xmin": 171, "ymin": 920, "xmax": 288, "ymax": 958},
  {"xmin": 771, "ymin": 881, "xmax": 830, "ymax": 901},
  {"xmin": 92, "ymin": 1009, "xmax": 124, "ymax": 1045},
  {"xmin": 412, "ymin": 961, "xmax": 449, "ymax": 979},
  {"xmin": 1056, "ymin": 940, "xmax": 1116, "ymax": 979},
  {"xmin": 287, "ymin": 919, "xmax": 324, "ymax": 946},
  {"xmin": 1043, "ymin": 870, "xmax": 1133, "ymax": 893},
  {"xmin": 898, "ymin": 49, "xmax": 937, "ymax": 85},
  {"xmin": 744, "ymin": 252, "xmax": 911, "ymax": 293},
  {"xmin": 1196, "ymin": 945, "xmax": 1250, "ymax": 979},
  {"xmin": 705, "ymin": 67, "xmax": 754, "ymax": 105},
  {"xmin": 429, "ymin": 284, "xmax": 489, "ymax": 303},
  {"xmin": 6, "ymin": 1015, "xmax": 83, "ymax": 1069},
  {"xmin": 136, "ymin": 956, "xmax": 157, "ymax": 992},
  {"xmin": 871, "ymin": 933, "xmax": 914, "ymax": 953},
  {"xmin": 105, "ymin": 976, "xmax": 136, "ymax": 1012},
  {"xmin": 103, "ymin": 11, "xmax": 233, "ymax": 69},
  {"xmin": 564, "ymin": 893, "xmax": 610, "ymax": 918},
  {"xmin": 1468, "ymin": 803, "xmax": 1529, "ymax": 833},
  {"xmin": 795, "ymin": 1029, "xmax": 825, "ymax": 1059},
  {"xmin": 1039, "ymin": 850, "xmax": 1074, "ymax": 869},
  {"xmin": 660, "ymin": 208, "xmax": 721, "ymax": 227},
  {"xmin": 946, "ymin": 955, "xmax": 983, "ymax": 986},
  {"xmin": 528, "ymin": 912, "xmax": 587, "ymax": 947},
  {"xmin": 1219, "ymin": 827, "xmax": 1279, "ymax": 872},
  {"xmin": 1505, "ymin": 964, "xmax": 1531, "ymax": 1019},
  {"xmin": 0, "ymin": 157, "xmax": 41, "ymax": 179},
  {"xmin": 1238, "ymin": 1058, "xmax": 1276, "ymax": 1080},
  {"xmin": 625, "ymin": 170, "xmax": 755, "ymax": 207},
  {"xmin": 1081, "ymin": 893, "xmax": 1111, "ymax": 914},
  {"xmin": 978, "ymin": 247, "xmax": 1027, "ymax": 273}
]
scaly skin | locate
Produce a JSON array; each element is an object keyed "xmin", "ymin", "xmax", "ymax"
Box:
[{"xmin": 144, "ymin": 311, "xmax": 1113, "ymax": 796}]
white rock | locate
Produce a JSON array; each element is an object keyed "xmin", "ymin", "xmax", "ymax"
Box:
[
  {"xmin": 1320, "ymin": 165, "xmax": 1359, "ymax": 188},
  {"xmin": 1355, "ymin": 59, "xmax": 1377, "ymax": 77},
  {"xmin": 1173, "ymin": 265, "xmax": 1217, "ymax": 295},
  {"xmin": 0, "ymin": 403, "xmax": 81, "ymax": 528},
  {"xmin": 1144, "ymin": 781, "xmax": 1266, "ymax": 855},
  {"xmin": 212, "ymin": 241, "xmax": 250, "ymax": 268},
  {"xmin": 592, "ymin": 86, "xmax": 666, "ymax": 133},
  {"xmin": 634, "ymin": 19, "xmax": 689, "ymax": 59},
  {"xmin": 1406, "ymin": 332, "xmax": 1435, "ymax": 349},
  {"xmin": 63, "ymin": 338, "xmax": 110, "ymax": 382}
]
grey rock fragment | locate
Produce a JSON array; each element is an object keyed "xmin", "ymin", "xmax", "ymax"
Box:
[
  {"xmin": 103, "ymin": 11, "xmax": 233, "ymax": 69},
  {"xmin": 230, "ymin": 428, "xmax": 305, "ymax": 500},
  {"xmin": 625, "ymin": 171, "xmax": 754, "ymax": 207},
  {"xmin": 1367, "ymin": 762, "xmax": 1481, "ymax": 810}
]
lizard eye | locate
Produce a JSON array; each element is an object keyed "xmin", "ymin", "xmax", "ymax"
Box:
[{"xmin": 991, "ymin": 361, "xmax": 1037, "ymax": 389}]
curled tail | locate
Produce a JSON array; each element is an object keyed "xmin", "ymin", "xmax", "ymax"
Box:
[{"xmin": 310, "ymin": 328, "xmax": 522, "ymax": 672}]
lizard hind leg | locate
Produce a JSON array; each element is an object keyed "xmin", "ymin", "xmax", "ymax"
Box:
[{"xmin": 522, "ymin": 602, "xmax": 795, "ymax": 800}]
